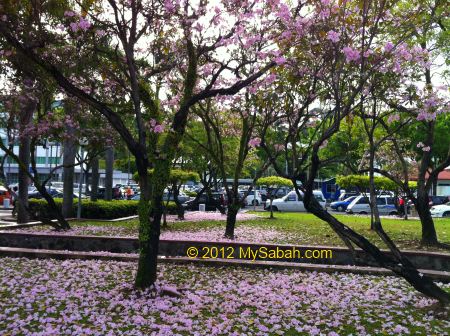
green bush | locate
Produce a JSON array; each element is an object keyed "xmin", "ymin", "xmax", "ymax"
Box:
[
  {"xmin": 184, "ymin": 190, "xmax": 197, "ymax": 197},
  {"xmin": 28, "ymin": 198, "xmax": 178, "ymax": 220}
]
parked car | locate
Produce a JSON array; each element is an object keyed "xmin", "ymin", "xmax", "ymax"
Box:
[
  {"xmin": 346, "ymin": 195, "xmax": 398, "ymax": 215},
  {"xmin": 268, "ymin": 190, "xmax": 326, "ymax": 212},
  {"xmin": 330, "ymin": 196, "xmax": 358, "ymax": 212},
  {"xmin": 165, "ymin": 192, "xmax": 191, "ymax": 203},
  {"xmin": 0, "ymin": 186, "xmax": 11, "ymax": 203},
  {"xmin": 214, "ymin": 191, "xmax": 248, "ymax": 207},
  {"xmin": 429, "ymin": 196, "xmax": 450, "ymax": 208},
  {"xmin": 430, "ymin": 202, "xmax": 450, "ymax": 217},
  {"xmin": 28, "ymin": 188, "xmax": 63, "ymax": 199},
  {"xmin": 97, "ymin": 187, "xmax": 123, "ymax": 200},
  {"xmin": 183, "ymin": 192, "xmax": 226, "ymax": 211},
  {"xmin": 130, "ymin": 192, "xmax": 191, "ymax": 203},
  {"xmin": 246, "ymin": 190, "xmax": 263, "ymax": 206},
  {"xmin": 338, "ymin": 190, "xmax": 359, "ymax": 201}
]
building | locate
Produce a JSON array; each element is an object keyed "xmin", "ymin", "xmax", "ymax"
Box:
[
  {"xmin": 435, "ymin": 169, "xmax": 450, "ymax": 196},
  {"xmin": 0, "ymin": 138, "xmax": 130, "ymax": 187}
]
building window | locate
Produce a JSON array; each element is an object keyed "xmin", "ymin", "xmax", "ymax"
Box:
[{"xmin": 35, "ymin": 157, "xmax": 61, "ymax": 165}]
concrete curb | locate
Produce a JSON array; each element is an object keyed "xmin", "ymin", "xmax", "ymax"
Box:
[
  {"xmin": 0, "ymin": 246, "xmax": 449, "ymax": 281},
  {"xmin": 0, "ymin": 215, "xmax": 139, "ymax": 228}
]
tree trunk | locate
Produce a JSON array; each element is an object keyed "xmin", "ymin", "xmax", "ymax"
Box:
[
  {"xmin": 225, "ymin": 204, "xmax": 239, "ymax": 239},
  {"xmin": 90, "ymin": 156, "xmax": 99, "ymax": 201},
  {"xmin": 84, "ymin": 163, "xmax": 90, "ymax": 196},
  {"xmin": 269, "ymin": 197, "xmax": 274, "ymax": 219},
  {"xmin": 62, "ymin": 132, "xmax": 76, "ymax": 218},
  {"xmin": 135, "ymin": 159, "xmax": 164, "ymax": 289},
  {"xmin": 415, "ymin": 194, "xmax": 438, "ymax": 245},
  {"xmin": 172, "ymin": 183, "xmax": 185, "ymax": 220},
  {"xmin": 368, "ymin": 143, "xmax": 380, "ymax": 230},
  {"xmin": 105, "ymin": 146, "xmax": 114, "ymax": 201},
  {"xmin": 17, "ymin": 136, "xmax": 31, "ymax": 224},
  {"xmin": 17, "ymin": 98, "xmax": 35, "ymax": 223}
]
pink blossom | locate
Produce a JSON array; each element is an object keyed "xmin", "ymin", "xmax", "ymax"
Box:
[
  {"xmin": 64, "ymin": 10, "xmax": 76, "ymax": 17},
  {"xmin": 342, "ymin": 46, "xmax": 360, "ymax": 63},
  {"xmin": 70, "ymin": 22, "xmax": 78, "ymax": 32},
  {"xmin": 78, "ymin": 17, "xmax": 91, "ymax": 31},
  {"xmin": 164, "ymin": 0, "xmax": 175, "ymax": 13},
  {"xmin": 387, "ymin": 114, "xmax": 400, "ymax": 123},
  {"xmin": 274, "ymin": 56, "xmax": 287, "ymax": 65},
  {"xmin": 384, "ymin": 41, "xmax": 394, "ymax": 52},
  {"xmin": 153, "ymin": 124, "xmax": 164, "ymax": 133},
  {"xmin": 95, "ymin": 30, "xmax": 106, "ymax": 37},
  {"xmin": 248, "ymin": 137, "xmax": 261, "ymax": 147},
  {"xmin": 327, "ymin": 30, "xmax": 340, "ymax": 43}
]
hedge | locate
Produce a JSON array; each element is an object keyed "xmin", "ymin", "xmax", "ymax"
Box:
[{"xmin": 28, "ymin": 198, "xmax": 178, "ymax": 220}]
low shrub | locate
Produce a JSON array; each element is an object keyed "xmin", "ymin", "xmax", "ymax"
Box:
[
  {"xmin": 28, "ymin": 198, "xmax": 178, "ymax": 220},
  {"xmin": 184, "ymin": 190, "xmax": 197, "ymax": 197}
]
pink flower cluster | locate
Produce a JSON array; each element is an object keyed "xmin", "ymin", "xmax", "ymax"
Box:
[
  {"xmin": 149, "ymin": 119, "xmax": 165, "ymax": 134},
  {"xmin": 342, "ymin": 46, "xmax": 360, "ymax": 63},
  {"xmin": 69, "ymin": 17, "xmax": 91, "ymax": 32},
  {"xmin": 327, "ymin": 30, "xmax": 340, "ymax": 43},
  {"xmin": 248, "ymin": 137, "xmax": 261, "ymax": 148},
  {"xmin": 416, "ymin": 142, "xmax": 431, "ymax": 152}
]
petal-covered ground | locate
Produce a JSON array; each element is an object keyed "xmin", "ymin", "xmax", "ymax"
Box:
[
  {"xmin": 0, "ymin": 257, "xmax": 448, "ymax": 335},
  {"xmin": 0, "ymin": 225, "xmax": 295, "ymax": 243}
]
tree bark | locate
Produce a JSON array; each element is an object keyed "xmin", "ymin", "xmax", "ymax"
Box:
[
  {"xmin": 62, "ymin": 129, "xmax": 76, "ymax": 218},
  {"xmin": 17, "ymin": 99, "xmax": 35, "ymax": 223},
  {"xmin": 17, "ymin": 136, "xmax": 31, "ymax": 223},
  {"xmin": 416, "ymin": 193, "xmax": 438, "ymax": 245},
  {"xmin": 225, "ymin": 204, "xmax": 239, "ymax": 239},
  {"xmin": 134, "ymin": 164, "xmax": 160, "ymax": 289},
  {"xmin": 90, "ymin": 156, "xmax": 99, "ymax": 201},
  {"xmin": 84, "ymin": 163, "xmax": 90, "ymax": 196},
  {"xmin": 269, "ymin": 197, "xmax": 274, "ymax": 219},
  {"xmin": 172, "ymin": 183, "xmax": 185, "ymax": 220},
  {"xmin": 105, "ymin": 146, "xmax": 114, "ymax": 201},
  {"xmin": 368, "ymin": 141, "xmax": 380, "ymax": 231}
]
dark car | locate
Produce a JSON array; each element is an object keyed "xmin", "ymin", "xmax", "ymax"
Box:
[
  {"xmin": 222, "ymin": 191, "xmax": 249, "ymax": 207},
  {"xmin": 429, "ymin": 196, "xmax": 450, "ymax": 208},
  {"xmin": 131, "ymin": 192, "xmax": 191, "ymax": 204},
  {"xmin": 97, "ymin": 187, "xmax": 123, "ymax": 200},
  {"xmin": 330, "ymin": 196, "xmax": 358, "ymax": 212},
  {"xmin": 28, "ymin": 188, "xmax": 63, "ymax": 199},
  {"xmin": 183, "ymin": 192, "xmax": 226, "ymax": 211}
]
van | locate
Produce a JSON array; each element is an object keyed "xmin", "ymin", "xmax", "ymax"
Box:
[
  {"xmin": 346, "ymin": 195, "xmax": 398, "ymax": 215},
  {"xmin": 269, "ymin": 190, "xmax": 326, "ymax": 212}
]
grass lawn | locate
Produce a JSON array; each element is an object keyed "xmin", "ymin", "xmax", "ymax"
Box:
[
  {"xmin": 67, "ymin": 212, "xmax": 450, "ymax": 252},
  {"xmin": 1, "ymin": 257, "xmax": 449, "ymax": 335},
  {"xmin": 7, "ymin": 212, "xmax": 449, "ymax": 252}
]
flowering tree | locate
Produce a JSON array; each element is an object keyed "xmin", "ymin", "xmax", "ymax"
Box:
[
  {"xmin": 256, "ymin": 0, "xmax": 450, "ymax": 303},
  {"xmin": 186, "ymin": 95, "xmax": 271, "ymax": 239},
  {"xmin": 0, "ymin": 0, "xmax": 291, "ymax": 288},
  {"xmin": 364, "ymin": 0, "xmax": 450, "ymax": 245}
]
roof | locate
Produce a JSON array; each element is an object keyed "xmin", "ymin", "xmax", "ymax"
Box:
[{"xmin": 410, "ymin": 169, "xmax": 450, "ymax": 181}]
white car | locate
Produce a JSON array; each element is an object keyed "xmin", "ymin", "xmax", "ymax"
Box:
[
  {"xmin": 246, "ymin": 190, "xmax": 263, "ymax": 206},
  {"xmin": 346, "ymin": 195, "xmax": 398, "ymax": 215},
  {"xmin": 430, "ymin": 202, "xmax": 450, "ymax": 218},
  {"xmin": 269, "ymin": 190, "xmax": 326, "ymax": 212}
]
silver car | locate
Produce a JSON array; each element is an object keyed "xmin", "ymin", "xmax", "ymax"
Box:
[{"xmin": 346, "ymin": 195, "xmax": 398, "ymax": 215}]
